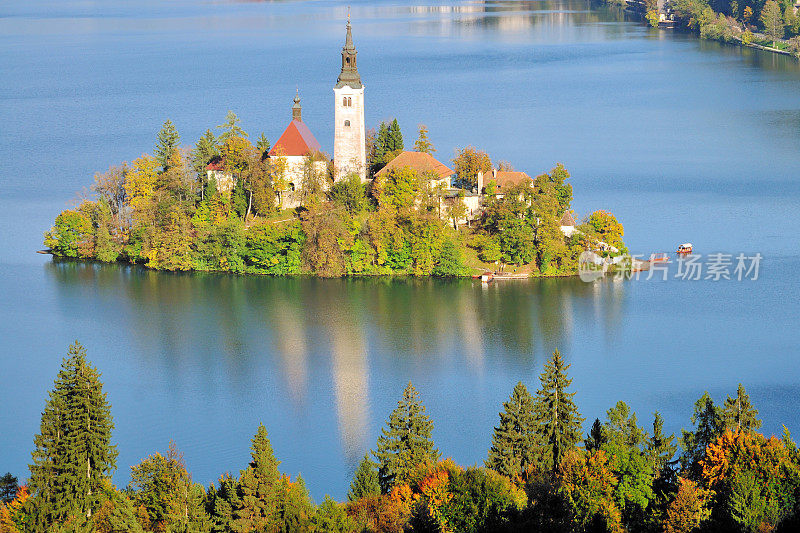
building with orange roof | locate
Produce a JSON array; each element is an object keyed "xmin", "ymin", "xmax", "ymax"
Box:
[
  {"xmin": 268, "ymin": 92, "xmax": 327, "ymax": 209},
  {"xmin": 476, "ymin": 169, "xmax": 532, "ymax": 198},
  {"xmin": 374, "ymin": 151, "xmax": 455, "ymax": 190}
]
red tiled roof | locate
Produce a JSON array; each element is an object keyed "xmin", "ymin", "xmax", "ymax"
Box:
[
  {"xmin": 494, "ymin": 171, "xmax": 531, "ymax": 189},
  {"xmin": 268, "ymin": 119, "xmax": 321, "ymax": 157},
  {"xmin": 206, "ymin": 156, "xmax": 225, "ymax": 171},
  {"xmin": 375, "ymin": 151, "xmax": 454, "ymax": 180}
]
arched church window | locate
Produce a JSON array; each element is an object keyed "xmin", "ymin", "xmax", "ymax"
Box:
[
  {"xmin": 289, "ymin": 182, "xmax": 296, "ymax": 191},
  {"xmin": 346, "ymin": 57, "xmax": 351, "ymax": 66},
  {"xmin": 344, "ymin": 120, "xmax": 350, "ymax": 127},
  {"xmin": 342, "ymin": 97, "xmax": 347, "ymax": 106}
]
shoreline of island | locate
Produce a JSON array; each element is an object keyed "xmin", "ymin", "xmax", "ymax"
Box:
[{"xmin": 43, "ymin": 114, "xmax": 629, "ymax": 281}]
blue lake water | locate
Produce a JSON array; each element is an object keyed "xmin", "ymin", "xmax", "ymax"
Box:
[{"xmin": 1, "ymin": 0, "xmax": 799, "ymax": 500}]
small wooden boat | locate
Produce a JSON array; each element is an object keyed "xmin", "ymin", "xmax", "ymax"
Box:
[
  {"xmin": 650, "ymin": 252, "xmax": 669, "ymax": 262},
  {"xmin": 676, "ymin": 243, "xmax": 693, "ymax": 255}
]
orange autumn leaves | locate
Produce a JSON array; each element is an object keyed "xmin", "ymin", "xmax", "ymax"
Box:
[
  {"xmin": 701, "ymin": 430, "xmax": 793, "ymax": 491},
  {"xmin": 0, "ymin": 486, "xmax": 29, "ymax": 533},
  {"xmin": 347, "ymin": 459, "xmax": 526, "ymax": 533},
  {"xmin": 559, "ymin": 449, "xmax": 623, "ymax": 533}
]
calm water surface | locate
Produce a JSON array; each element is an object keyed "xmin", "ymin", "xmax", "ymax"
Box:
[{"xmin": 1, "ymin": 0, "xmax": 799, "ymax": 500}]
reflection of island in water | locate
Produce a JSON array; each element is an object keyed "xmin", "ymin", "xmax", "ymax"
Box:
[{"xmin": 45, "ymin": 260, "xmax": 626, "ymax": 466}]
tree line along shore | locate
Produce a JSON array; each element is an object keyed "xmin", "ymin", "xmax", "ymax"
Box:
[
  {"xmin": 606, "ymin": 0, "xmax": 800, "ymax": 56},
  {"xmin": 2, "ymin": 342, "xmax": 799, "ymax": 532},
  {"xmin": 43, "ymin": 115, "xmax": 626, "ymax": 279}
]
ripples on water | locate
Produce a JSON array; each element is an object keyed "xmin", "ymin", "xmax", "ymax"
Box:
[{"xmin": 1, "ymin": 0, "xmax": 800, "ymax": 499}]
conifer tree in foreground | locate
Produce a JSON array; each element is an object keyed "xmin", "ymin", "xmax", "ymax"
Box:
[
  {"xmin": 231, "ymin": 423, "xmax": 283, "ymax": 532},
  {"xmin": 373, "ymin": 382, "xmax": 440, "ymax": 492},
  {"xmin": 486, "ymin": 381, "xmax": 537, "ymax": 478},
  {"xmin": 533, "ymin": 350, "xmax": 583, "ymax": 472},
  {"xmin": 155, "ymin": 119, "xmax": 181, "ymax": 171},
  {"xmin": 128, "ymin": 442, "xmax": 211, "ymax": 532},
  {"xmin": 680, "ymin": 392, "xmax": 722, "ymax": 478},
  {"xmin": 27, "ymin": 341, "xmax": 117, "ymax": 529},
  {"xmin": 722, "ymin": 383, "xmax": 761, "ymax": 433},
  {"xmin": 584, "ymin": 418, "xmax": 606, "ymax": 453},
  {"xmin": 646, "ymin": 411, "xmax": 678, "ymax": 474},
  {"xmin": 348, "ymin": 454, "xmax": 380, "ymax": 501}
]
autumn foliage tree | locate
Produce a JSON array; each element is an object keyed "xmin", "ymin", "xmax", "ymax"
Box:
[
  {"xmin": 558, "ymin": 449, "xmax": 623, "ymax": 533},
  {"xmin": 452, "ymin": 146, "xmax": 492, "ymax": 187},
  {"xmin": 700, "ymin": 430, "xmax": 800, "ymax": 531}
]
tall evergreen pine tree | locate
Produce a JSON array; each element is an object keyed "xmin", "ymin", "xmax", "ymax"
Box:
[
  {"xmin": 680, "ymin": 392, "xmax": 722, "ymax": 478},
  {"xmin": 645, "ymin": 411, "xmax": 678, "ymax": 474},
  {"xmin": 486, "ymin": 382, "xmax": 537, "ymax": 478},
  {"xmin": 28, "ymin": 342, "xmax": 116, "ymax": 528},
  {"xmin": 347, "ymin": 454, "xmax": 380, "ymax": 501},
  {"xmin": 532, "ymin": 350, "xmax": 584, "ymax": 472},
  {"xmin": 256, "ymin": 132, "xmax": 271, "ymax": 156},
  {"xmin": 584, "ymin": 418, "xmax": 606, "ymax": 453},
  {"xmin": 281, "ymin": 474, "xmax": 315, "ymax": 532},
  {"xmin": 372, "ymin": 121, "xmax": 390, "ymax": 173},
  {"xmin": 722, "ymin": 383, "xmax": 761, "ymax": 433},
  {"xmin": 386, "ymin": 119, "xmax": 404, "ymax": 153},
  {"xmin": 373, "ymin": 382, "xmax": 440, "ymax": 492},
  {"xmin": 193, "ymin": 130, "xmax": 219, "ymax": 177},
  {"xmin": 231, "ymin": 423, "xmax": 283, "ymax": 532},
  {"xmin": 155, "ymin": 119, "xmax": 181, "ymax": 171}
]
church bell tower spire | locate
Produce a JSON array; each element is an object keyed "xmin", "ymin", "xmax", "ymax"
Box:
[
  {"xmin": 336, "ymin": 12, "xmax": 362, "ymax": 90},
  {"xmin": 292, "ymin": 88, "xmax": 302, "ymax": 121},
  {"xmin": 333, "ymin": 13, "xmax": 367, "ymax": 182}
]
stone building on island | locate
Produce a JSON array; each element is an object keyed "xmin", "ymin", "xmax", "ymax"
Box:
[
  {"xmin": 268, "ymin": 92, "xmax": 326, "ymax": 209},
  {"xmin": 374, "ymin": 151, "xmax": 454, "ymax": 189},
  {"xmin": 333, "ymin": 16, "xmax": 367, "ymax": 182}
]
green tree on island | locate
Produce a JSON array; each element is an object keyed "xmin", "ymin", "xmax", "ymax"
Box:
[
  {"xmin": 27, "ymin": 342, "xmax": 117, "ymax": 529},
  {"xmin": 413, "ymin": 124, "xmax": 436, "ymax": 153},
  {"xmin": 217, "ymin": 110, "xmax": 248, "ymax": 143},
  {"xmin": 155, "ymin": 119, "xmax": 181, "ymax": 171},
  {"xmin": 532, "ymin": 350, "xmax": 584, "ymax": 472},
  {"xmin": 385, "ymin": 118, "xmax": 404, "ymax": 154},
  {"xmin": 256, "ymin": 132, "xmax": 271, "ymax": 156},
  {"xmin": 452, "ymin": 146, "xmax": 492, "ymax": 187},
  {"xmin": 373, "ymin": 382, "xmax": 440, "ymax": 492},
  {"xmin": 486, "ymin": 381, "xmax": 538, "ymax": 479}
]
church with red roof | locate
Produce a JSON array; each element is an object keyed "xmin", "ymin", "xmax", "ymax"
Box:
[
  {"xmin": 268, "ymin": 92, "xmax": 327, "ymax": 209},
  {"xmin": 268, "ymin": 92, "xmax": 322, "ymax": 158}
]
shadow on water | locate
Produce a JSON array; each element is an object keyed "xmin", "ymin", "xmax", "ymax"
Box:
[
  {"xmin": 44, "ymin": 258, "xmax": 628, "ymax": 370},
  {"xmin": 43, "ymin": 259, "xmax": 629, "ymax": 469}
]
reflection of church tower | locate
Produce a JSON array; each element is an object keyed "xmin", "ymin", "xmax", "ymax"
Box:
[{"xmin": 333, "ymin": 15, "xmax": 367, "ymax": 182}]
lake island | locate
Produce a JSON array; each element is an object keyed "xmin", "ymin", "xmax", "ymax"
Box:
[{"xmin": 44, "ymin": 19, "xmax": 626, "ymax": 278}]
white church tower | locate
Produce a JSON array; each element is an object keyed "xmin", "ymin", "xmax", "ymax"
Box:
[{"xmin": 333, "ymin": 16, "xmax": 366, "ymax": 182}]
